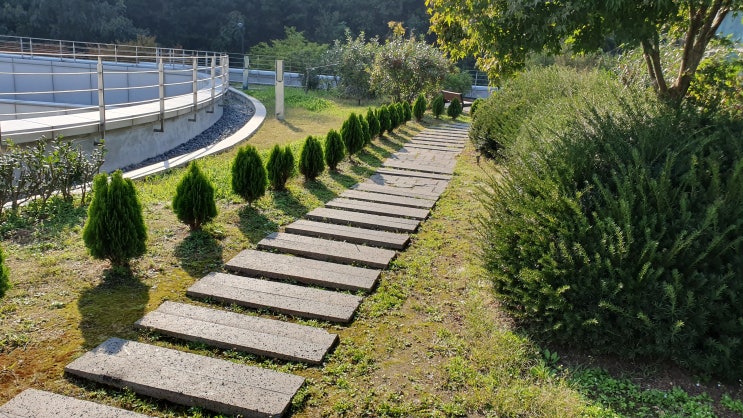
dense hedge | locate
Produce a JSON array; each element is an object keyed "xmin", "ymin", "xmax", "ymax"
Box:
[{"xmin": 479, "ymin": 88, "xmax": 743, "ymax": 380}]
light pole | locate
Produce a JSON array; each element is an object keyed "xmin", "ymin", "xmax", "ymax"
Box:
[{"xmin": 237, "ymin": 21, "xmax": 244, "ymax": 55}]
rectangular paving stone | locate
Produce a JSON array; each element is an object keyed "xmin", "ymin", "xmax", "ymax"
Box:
[
  {"xmin": 306, "ymin": 207, "xmax": 420, "ymax": 233},
  {"xmin": 367, "ymin": 173, "xmax": 451, "ymax": 196},
  {"xmin": 325, "ymin": 198, "xmax": 430, "ymax": 220},
  {"xmin": 285, "ymin": 219, "xmax": 410, "ymax": 250},
  {"xmin": 226, "ymin": 249, "xmax": 379, "ymax": 291},
  {"xmin": 258, "ymin": 232, "xmax": 396, "ymax": 269},
  {"xmin": 341, "ymin": 189, "xmax": 436, "ymax": 209},
  {"xmin": 135, "ymin": 301, "xmax": 338, "ymax": 364},
  {"xmin": 376, "ymin": 167, "xmax": 454, "ymax": 180},
  {"xmin": 0, "ymin": 389, "xmax": 151, "ymax": 418},
  {"xmin": 351, "ymin": 183, "xmax": 440, "ymax": 200},
  {"xmin": 382, "ymin": 161, "xmax": 455, "ymax": 175},
  {"xmin": 188, "ymin": 272, "xmax": 362, "ymax": 323},
  {"xmin": 402, "ymin": 144, "xmax": 461, "ymax": 153},
  {"xmin": 64, "ymin": 338, "xmax": 305, "ymax": 418},
  {"xmin": 414, "ymin": 133, "xmax": 466, "ymax": 142},
  {"xmin": 409, "ymin": 138, "xmax": 465, "ymax": 148}
]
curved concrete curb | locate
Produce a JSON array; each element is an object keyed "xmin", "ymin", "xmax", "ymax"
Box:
[{"xmin": 124, "ymin": 88, "xmax": 266, "ymax": 180}]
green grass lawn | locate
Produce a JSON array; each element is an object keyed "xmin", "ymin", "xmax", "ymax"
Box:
[{"xmin": 0, "ymin": 86, "xmax": 740, "ymax": 417}]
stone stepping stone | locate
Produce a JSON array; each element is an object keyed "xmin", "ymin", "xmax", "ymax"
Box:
[
  {"xmin": 306, "ymin": 207, "xmax": 420, "ymax": 233},
  {"xmin": 0, "ymin": 389, "xmax": 151, "ymax": 418},
  {"xmin": 352, "ymin": 183, "xmax": 440, "ymax": 200},
  {"xmin": 258, "ymin": 232, "xmax": 396, "ymax": 269},
  {"xmin": 225, "ymin": 249, "xmax": 379, "ymax": 292},
  {"xmin": 367, "ymin": 173, "xmax": 451, "ymax": 196},
  {"xmin": 414, "ymin": 133, "xmax": 466, "ymax": 141},
  {"xmin": 409, "ymin": 138, "xmax": 465, "ymax": 148},
  {"xmin": 325, "ymin": 198, "xmax": 430, "ymax": 220},
  {"xmin": 64, "ymin": 338, "xmax": 304, "ymax": 418},
  {"xmin": 341, "ymin": 189, "xmax": 436, "ymax": 209},
  {"xmin": 381, "ymin": 161, "xmax": 455, "ymax": 175},
  {"xmin": 285, "ymin": 219, "xmax": 410, "ymax": 250},
  {"xmin": 135, "ymin": 301, "xmax": 337, "ymax": 364},
  {"xmin": 376, "ymin": 167, "xmax": 454, "ymax": 180},
  {"xmin": 402, "ymin": 144, "xmax": 460, "ymax": 153},
  {"xmin": 188, "ymin": 272, "xmax": 362, "ymax": 323}
]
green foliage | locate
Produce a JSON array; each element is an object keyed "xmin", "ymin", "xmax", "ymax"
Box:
[
  {"xmin": 447, "ymin": 98, "xmax": 463, "ymax": 119},
  {"xmin": 329, "ymin": 31, "xmax": 380, "ymax": 101},
  {"xmin": 470, "ymin": 98, "xmax": 484, "ymax": 118},
  {"xmin": 687, "ymin": 54, "xmax": 743, "ymax": 119},
  {"xmin": 359, "ymin": 115, "xmax": 371, "ymax": 145},
  {"xmin": 369, "ymin": 36, "xmax": 450, "ymax": 102},
  {"xmin": 324, "ymin": 129, "xmax": 346, "ymax": 171},
  {"xmin": 378, "ymin": 105, "xmax": 392, "ymax": 134},
  {"xmin": 341, "ymin": 113, "xmax": 365, "ymax": 158},
  {"xmin": 480, "ymin": 87, "xmax": 743, "ymax": 379},
  {"xmin": 443, "ymin": 69, "xmax": 473, "ymax": 93},
  {"xmin": 231, "ymin": 145, "xmax": 267, "ymax": 206},
  {"xmin": 83, "ymin": 171, "xmax": 147, "ymax": 268},
  {"xmin": 402, "ymin": 101, "xmax": 412, "ymax": 122},
  {"xmin": 388, "ymin": 104, "xmax": 400, "ymax": 131},
  {"xmin": 266, "ymin": 145, "xmax": 296, "ymax": 191},
  {"xmin": 0, "ymin": 245, "xmax": 9, "ymax": 298},
  {"xmin": 394, "ymin": 103, "xmax": 406, "ymax": 127},
  {"xmin": 250, "ymin": 26, "xmax": 329, "ymax": 70},
  {"xmin": 172, "ymin": 162, "xmax": 217, "ymax": 231},
  {"xmin": 366, "ymin": 108, "xmax": 381, "ymax": 139},
  {"xmin": 431, "ymin": 94, "xmax": 445, "ymax": 119},
  {"xmin": 413, "ymin": 94, "xmax": 427, "ymax": 121},
  {"xmin": 298, "ymin": 136, "xmax": 325, "ymax": 180}
]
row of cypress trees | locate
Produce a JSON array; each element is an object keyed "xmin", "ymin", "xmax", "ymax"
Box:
[{"xmin": 76, "ymin": 97, "xmax": 425, "ymax": 272}]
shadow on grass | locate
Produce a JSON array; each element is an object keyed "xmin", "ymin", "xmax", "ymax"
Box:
[
  {"xmin": 1, "ymin": 197, "xmax": 87, "ymax": 244},
  {"xmin": 77, "ymin": 267, "xmax": 149, "ymax": 350},
  {"xmin": 304, "ymin": 178, "xmax": 338, "ymax": 204},
  {"xmin": 279, "ymin": 119, "xmax": 303, "ymax": 133},
  {"xmin": 238, "ymin": 205, "xmax": 279, "ymax": 244},
  {"xmin": 329, "ymin": 169, "xmax": 359, "ymax": 189},
  {"xmin": 270, "ymin": 188, "xmax": 310, "ymax": 220},
  {"xmin": 174, "ymin": 230, "xmax": 224, "ymax": 278}
]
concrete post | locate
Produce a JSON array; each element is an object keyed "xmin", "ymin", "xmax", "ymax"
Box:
[
  {"xmin": 97, "ymin": 57, "xmax": 106, "ymax": 138},
  {"xmin": 190, "ymin": 56, "xmax": 198, "ymax": 121},
  {"xmin": 275, "ymin": 59, "xmax": 285, "ymax": 120},
  {"xmin": 211, "ymin": 55, "xmax": 216, "ymax": 103},
  {"xmin": 242, "ymin": 56, "xmax": 249, "ymax": 90},
  {"xmin": 155, "ymin": 58, "xmax": 165, "ymax": 132}
]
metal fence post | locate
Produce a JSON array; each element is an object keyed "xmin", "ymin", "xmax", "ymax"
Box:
[
  {"xmin": 155, "ymin": 58, "xmax": 165, "ymax": 132},
  {"xmin": 97, "ymin": 57, "xmax": 106, "ymax": 139},
  {"xmin": 189, "ymin": 56, "xmax": 197, "ymax": 121},
  {"xmin": 208, "ymin": 55, "xmax": 216, "ymax": 113}
]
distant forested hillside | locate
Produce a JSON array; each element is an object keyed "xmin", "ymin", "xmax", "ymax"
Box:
[{"xmin": 0, "ymin": 0, "xmax": 429, "ymax": 50}]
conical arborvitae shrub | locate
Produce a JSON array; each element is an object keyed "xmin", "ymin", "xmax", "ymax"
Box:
[
  {"xmin": 403, "ymin": 101, "xmax": 413, "ymax": 122},
  {"xmin": 413, "ymin": 94, "xmax": 427, "ymax": 121},
  {"xmin": 447, "ymin": 97, "xmax": 463, "ymax": 120},
  {"xmin": 341, "ymin": 113, "xmax": 365, "ymax": 159},
  {"xmin": 299, "ymin": 135, "xmax": 325, "ymax": 180},
  {"xmin": 388, "ymin": 104, "xmax": 400, "ymax": 132},
  {"xmin": 360, "ymin": 115, "xmax": 371, "ymax": 145},
  {"xmin": 172, "ymin": 161, "xmax": 217, "ymax": 231},
  {"xmin": 470, "ymin": 98, "xmax": 484, "ymax": 119},
  {"xmin": 324, "ymin": 129, "xmax": 345, "ymax": 171},
  {"xmin": 432, "ymin": 94, "xmax": 445, "ymax": 119},
  {"xmin": 231, "ymin": 145, "xmax": 267, "ymax": 207},
  {"xmin": 266, "ymin": 144, "xmax": 295, "ymax": 191},
  {"xmin": 366, "ymin": 108, "xmax": 380, "ymax": 139},
  {"xmin": 395, "ymin": 103, "xmax": 406, "ymax": 126},
  {"xmin": 378, "ymin": 105, "xmax": 391, "ymax": 135},
  {"xmin": 0, "ymin": 245, "xmax": 9, "ymax": 298},
  {"xmin": 83, "ymin": 171, "xmax": 147, "ymax": 268}
]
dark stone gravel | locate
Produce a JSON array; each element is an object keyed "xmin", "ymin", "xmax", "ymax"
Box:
[{"xmin": 121, "ymin": 92, "xmax": 254, "ymax": 172}]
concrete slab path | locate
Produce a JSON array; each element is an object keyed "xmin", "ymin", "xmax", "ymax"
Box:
[
  {"xmin": 340, "ymin": 189, "xmax": 436, "ymax": 209},
  {"xmin": 0, "ymin": 389, "xmax": 152, "ymax": 418},
  {"xmin": 306, "ymin": 207, "xmax": 420, "ymax": 233},
  {"xmin": 325, "ymin": 198, "xmax": 430, "ymax": 220},
  {"xmin": 284, "ymin": 219, "xmax": 410, "ymax": 250}
]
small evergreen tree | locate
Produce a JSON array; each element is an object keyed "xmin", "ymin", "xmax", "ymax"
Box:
[
  {"xmin": 341, "ymin": 113, "xmax": 365, "ymax": 159},
  {"xmin": 395, "ymin": 103, "xmax": 406, "ymax": 126},
  {"xmin": 83, "ymin": 171, "xmax": 147, "ymax": 268},
  {"xmin": 413, "ymin": 94, "xmax": 427, "ymax": 121},
  {"xmin": 172, "ymin": 162, "xmax": 217, "ymax": 231},
  {"xmin": 447, "ymin": 98, "xmax": 463, "ymax": 120},
  {"xmin": 0, "ymin": 245, "xmax": 9, "ymax": 298},
  {"xmin": 266, "ymin": 145, "xmax": 295, "ymax": 190},
  {"xmin": 360, "ymin": 115, "xmax": 371, "ymax": 145},
  {"xmin": 324, "ymin": 129, "xmax": 345, "ymax": 171},
  {"xmin": 432, "ymin": 94, "xmax": 445, "ymax": 119},
  {"xmin": 366, "ymin": 108, "xmax": 380, "ymax": 139},
  {"xmin": 231, "ymin": 145, "xmax": 267, "ymax": 207},
  {"xmin": 389, "ymin": 104, "xmax": 400, "ymax": 131},
  {"xmin": 470, "ymin": 98, "xmax": 484, "ymax": 118},
  {"xmin": 378, "ymin": 105, "xmax": 391, "ymax": 135},
  {"xmin": 403, "ymin": 101, "xmax": 413, "ymax": 122},
  {"xmin": 299, "ymin": 136, "xmax": 325, "ymax": 180}
]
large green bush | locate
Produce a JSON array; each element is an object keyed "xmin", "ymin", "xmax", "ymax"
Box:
[
  {"xmin": 266, "ymin": 145, "xmax": 295, "ymax": 191},
  {"xmin": 299, "ymin": 135, "xmax": 325, "ymax": 180},
  {"xmin": 470, "ymin": 98, "xmax": 484, "ymax": 118},
  {"xmin": 341, "ymin": 113, "xmax": 365, "ymax": 158},
  {"xmin": 231, "ymin": 145, "xmax": 267, "ymax": 206},
  {"xmin": 324, "ymin": 129, "xmax": 345, "ymax": 171},
  {"xmin": 172, "ymin": 162, "xmax": 217, "ymax": 231},
  {"xmin": 83, "ymin": 171, "xmax": 147, "ymax": 268},
  {"xmin": 0, "ymin": 245, "xmax": 9, "ymax": 298},
  {"xmin": 413, "ymin": 94, "xmax": 427, "ymax": 121},
  {"xmin": 479, "ymin": 94, "xmax": 743, "ymax": 380}
]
